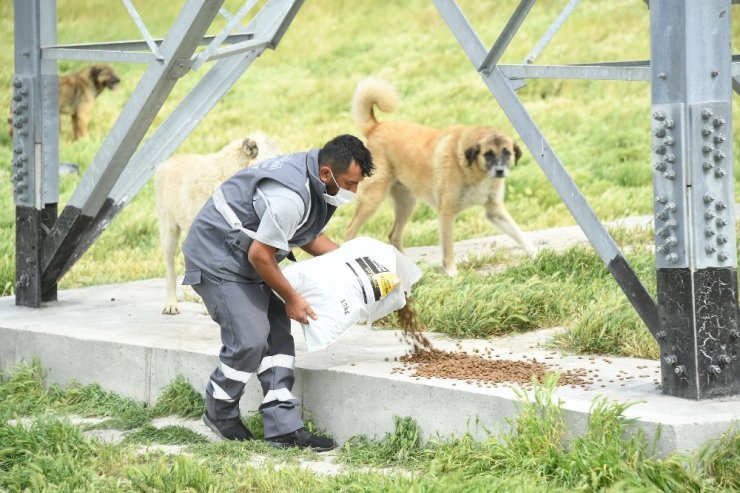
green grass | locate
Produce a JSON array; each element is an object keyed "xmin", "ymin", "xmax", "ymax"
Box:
[{"xmin": 2, "ymin": 363, "xmax": 739, "ymax": 492}]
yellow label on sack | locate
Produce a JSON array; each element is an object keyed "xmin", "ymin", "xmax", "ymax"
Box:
[{"xmin": 375, "ymin": 272, "xmax": 400, "ymax": 298}]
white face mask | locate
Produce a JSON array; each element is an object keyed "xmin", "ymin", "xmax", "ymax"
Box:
[{"xmin": 323, "ymin": 171, "xmax": 355, "ymax": 207}]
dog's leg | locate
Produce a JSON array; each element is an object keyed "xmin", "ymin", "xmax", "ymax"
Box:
[
  {"xmin": 485, "ymin": 201, "xmax": 536, "ymax": 254},
  {"xmin": 71, "ymin": 114, "xmax": 86, "ymax": 140},
  {"xmin": 388, "ymin": 181, "xmax": 416, "ymax": 252},
  {"xmin": 437, "ymin": 207, "xmax": 458, "ymax": 276},
  {"xmin": 160, "ymin": 219, "xmax": 182, "ymax": 315},
  {"xmin": 345, "ymin": 176, "xmax": 391, "ymax": 241}
]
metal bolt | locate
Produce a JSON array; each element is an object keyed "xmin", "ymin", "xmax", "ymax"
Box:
[
  {"xmin": 705, "ymin": 210, "xmax": 716, "ymax": 220},
  {"xmin": 666, "ymin": 236, "xmax": 678, "ymax": 246},
  {"xmin": 654, "ymin": 162, "xmax": 667, "ymax": 172},
  {"xmin": 714, "ymin": 116, "xmax": 726, "ymax": 127},
  {"xmin": 715, "ymin": 168, "xmax": 727, "ymax": 178},
  {"xmin": 653, "ymin": 127, "xmax": 666, "ymax": 138},
  {"xmin": 658, "ymin": 228, "xmax": 671, "ymax": 238},
  {"xmin": 663, "ymin": 136, "xmax": 675, "ymax": 146},
  {"xmin": 714, "ymin": 151, "xmax": 726, "ymax": 161},
  {"xmin": 715, "ymin": 200, "xmax": 727, "ymax": 210},
  {"xmin": 717, "ymin": 235, "xmax": 728, "ymax": 245},
  {"xmin": 665, "ymin": 253, "xmax": 678, "ymax": 262},
  {"xmin": 705, "ymin": 228, "xmax": 716, "ymax": 237},
  {"xmin": 657, "ymin": 244, "xmax": 668, "ymax": 254},
  {"xmin": 702, "ymin": 126, "xmax": 714, "ymax": 136},
  {"xmin": 674, "ymin": 365, "xmax": 686, "ymax": 376},
  {"xmin": 657, "ymin": 72, "xmax": 667, "ymax": 80},
  {"xmin": 704, "ymin": 193, "xmax": 715, "ymax": 203},
  {"xmin": 13, "ymin": 146, "xmax": 22, "ymax": 154},
  {"xmin": 703, "ymin": 161, "xmax": 715, "ymax": 170},
  {"xmin": 656, "ymin": 330, "xmax": 667, "ymax": 340},
  {"xmin": 665, "ymin": 202, "xmax": 676, "ymax": 212},
  {"xmin": 718, "ymin": 354, "xmax": 731, "ymax": 365},
  {"xmin": 654, "ymin": 145, "xmax": 666, "ymax": 155},
  {"xmin": 656, "ymin": 195, "xmax": 668, "ymax": 204},
  {"xmin": 18, "ymin": 193, "xmax": 27, "ymax": 201},
  {"xmin": 653, "ymin": 110, "xmax": 666, "ymax": 120},
  {"xmin": 664, "ymin": 153, "xmax": 675, "ymax": 163},
  {"xmin": 702, "ymin": 143, "xmax": 714, "ymax": 153},
  {"xmin": 662, "ymin": 119, "xmax": 674, "ymax": 129},
  {"xmin": 706, "ymin": 244, "xmax": 717, "ymax": 254},
  {"xmin": 663, "ymin": 355, "xmax": 678, "ymax": 365},
  {"xmin": 716, "ymin": 217, "xmax": 727, "ymax": 227},
  {"xmin": 718, "ymin": 252, "xmax": 729, "ymax": 261},
  {"xmin": 656, "ymin": 210, "xmax": 668, "ymax": 221},
  {"xmin": 708, "ymin": 365, "xmax": 722, "ymax": 375},
  {"xmin": 12, "ymin": 77, "xmax": 22, "ymax": 88},
  {"xmin": 702, "ymin": 108, "xmax": 714, "ymax": 119},
  {"xmin": 663, "ymin": 170, "xmax": 675, "ymax": 180},
  {"xmin": 714, "ymin": 133, "xmax": 726, "ymax": 144},
  {"xmin": 665, "ymin": 219, "xmax": 677, "ymax": 229},
  {"xmin": 711, "ymin": 70, "xmax": 719, "ymax": 78}
]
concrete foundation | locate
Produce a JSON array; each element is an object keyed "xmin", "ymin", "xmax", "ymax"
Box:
[{"xmin": 1, "ymin": 273, "xmax": 738, "ymax": 457}]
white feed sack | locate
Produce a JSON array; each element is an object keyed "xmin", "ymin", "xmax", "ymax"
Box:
[{"xmin": 281, "ymin": 237, "xmax": 422, "ymax": 351}]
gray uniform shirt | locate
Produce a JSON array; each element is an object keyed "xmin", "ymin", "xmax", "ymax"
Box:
[{"xmin": 252, "ymin": 180, "xmax": 306, "ymax": 255}]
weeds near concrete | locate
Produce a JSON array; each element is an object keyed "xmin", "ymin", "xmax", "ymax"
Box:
[
  {"xmin": 1, "ymin": 363, "xmax": 738, "ymax": 491},
  {"xmin": 150, "ymin": 374, "xmax": 205, "ymax": 420}
]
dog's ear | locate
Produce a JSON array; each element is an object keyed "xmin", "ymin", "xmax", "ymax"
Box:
[
  {"xmin": 514, "ymin": 142, "xmax": 522, "ymax": 164},
  {"xmin": 464, "ymin": 144, "xmax": 480, "ymax": 166}
]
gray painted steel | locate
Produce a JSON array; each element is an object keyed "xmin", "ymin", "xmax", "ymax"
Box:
[
  {"xmin": 57, "ymin": 0, "xmax": 305, "ymax": 281},
  {"xmin": 12, "ymin": 0, "xmax": 60, "ymax": 306},
  {"xmin": 650, "ymin": 0, "xmax": 736, "ymax": 270},
  {"xmin": 40, "ymin": 0, "xmax": 225, "ymax": 285},
  {"xmin": 524, "ymin": 0, "xmax": 580, "ymax": 64},
  {"xmin": 434, "ymin": 0, "xmax": 738, "ymax": 398},
  {"xmin": 478, "ymin": 0, "xmax": 535, "ymax": 74},
  {"xmin": 649, "ymin": 0, "xmax": 738, "ymax": 399},
  {"xmin": 433, "ymin": 0, "xmax": 659, "ymax": 337}
]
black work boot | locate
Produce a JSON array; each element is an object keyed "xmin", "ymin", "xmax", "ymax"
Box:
[
  {"xmin": 266, "ymin": 427, "xmax": 336, "ymax": 452},
  {"xmin": 203, "ymin": 413, "xmax": 253, "ymax": 441}
]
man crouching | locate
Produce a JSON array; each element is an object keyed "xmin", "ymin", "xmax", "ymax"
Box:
[{"xmin": 182, "ymin": 134, "xmax": 373, "ymax": 451}]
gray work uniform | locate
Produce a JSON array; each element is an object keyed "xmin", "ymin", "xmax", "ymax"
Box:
[{"xmin": 181, "ymin": 149, "xmax": 335, "ymax": 438}]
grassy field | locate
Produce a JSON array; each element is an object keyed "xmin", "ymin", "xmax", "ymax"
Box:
[
  {"xmin": 1, "ymin": 362, "xmax": 738, "ymax": 492},
  {"xmin": 1, "ymin": 1, "xmax": 740, "ymax": 356}
]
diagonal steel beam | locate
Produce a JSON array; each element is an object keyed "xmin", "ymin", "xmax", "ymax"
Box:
[
  {"xmin": 478, "ymin": 0, "xmax": 535, "ymax": 74},
  {"xmin": 54, "ymin": 0, "xmax": 305, "ymax": 282},
  {"xmin": 41, "ymin": 0, "xmax": 225, "ymax": 289},
  {"xmin": 524, "ymin": 0, "xmax": 580, "ymax": 64},
  {"xmin": 434, "ymin": 0, "xmax": 660, "ymax": 336}
]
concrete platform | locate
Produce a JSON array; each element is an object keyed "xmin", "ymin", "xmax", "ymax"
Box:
[
  {"xmin": 1, "ymin": 219, "xmax": 738, "ymax": 456},
  {"xmin": 1, "ymin": 274, "xmax": 738, "ymax": 457}
]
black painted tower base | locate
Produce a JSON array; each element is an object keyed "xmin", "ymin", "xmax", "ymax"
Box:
[
  {"xmin": 657, "ymin": 268, "xmax": 740, "ymax": 399},
  {"xmin": 15, "ymin": 204, "xmax": 57, "ymax": 307}
]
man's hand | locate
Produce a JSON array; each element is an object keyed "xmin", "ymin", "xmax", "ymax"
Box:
[
  {"xmin": 248, "ymin": 239, "xmax": 318, "ymax": 324},
  {"xmin": 284, "ymin": 293, "xmax": 318, "ymax": 325}
]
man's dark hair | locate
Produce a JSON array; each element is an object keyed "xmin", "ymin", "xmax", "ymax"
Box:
[{"xmin": 318, "ymin": 134, "xmax": 374, "ymax": 177}]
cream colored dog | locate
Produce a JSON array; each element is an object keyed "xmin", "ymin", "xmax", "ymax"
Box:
[
  {"xmin": 155, "ymin": 133, "xmax": 283, "ymax": 314},
  {"xmin": 345, "ymin": 78, "xmax": 535, "ymax": 276}
]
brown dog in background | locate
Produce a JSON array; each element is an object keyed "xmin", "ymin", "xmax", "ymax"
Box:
[
  {"xmin": 155, "ymin": 132, "xmax": 283, "ymax": 315},
  {"xmin": 59, "ymin": 65, "xmax": 120, "ymax": 140},
  {"xmin": 345, "ymin": 78, "xmax": 535, "ymax": 276},
  {"xmin": 8, "ymin": 64, "xmax": 121, "ymax": 140}
]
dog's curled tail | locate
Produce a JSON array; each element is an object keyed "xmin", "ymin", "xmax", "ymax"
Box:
[{"xmin": 352, "ymin": 78, "xmax": 399, "ymax": 137}]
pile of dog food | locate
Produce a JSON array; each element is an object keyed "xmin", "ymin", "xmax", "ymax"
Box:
[{"xmin": 393, "ymin": 302, "xmax": 586, "ymax": 387}]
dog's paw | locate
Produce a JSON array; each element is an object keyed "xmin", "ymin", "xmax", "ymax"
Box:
[
  {"xmin": 241, "ymin": 137, "xmax": 259, "ymax": 159},
  {"xmin": 162, "ymin": 304, "xmax": 181, "ymax": 315}
]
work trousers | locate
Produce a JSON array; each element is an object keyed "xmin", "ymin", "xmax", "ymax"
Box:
[{"xmin": 188, "ymin": 269, "xmax": 304, "ymax": 438}]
